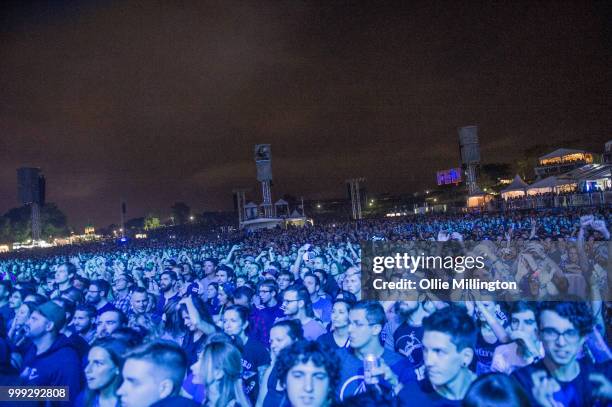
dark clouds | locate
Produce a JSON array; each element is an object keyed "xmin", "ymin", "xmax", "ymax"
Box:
[{"xmin": 0, "ymin": 1, "xmax": 610, "ymax": 229}]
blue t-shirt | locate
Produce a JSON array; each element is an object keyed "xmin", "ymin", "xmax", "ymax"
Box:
[{"xmin": 512, "ymin": 359, "xmax": 612, "ymax": 407}]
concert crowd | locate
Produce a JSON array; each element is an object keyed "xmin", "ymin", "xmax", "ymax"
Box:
[{"xmin": 0, "ymin": 207, "xmax": 610, "ymax": 406}]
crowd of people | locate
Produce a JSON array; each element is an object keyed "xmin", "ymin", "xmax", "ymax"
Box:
[{"xmin": 0, "ymin": 207, "xmax": 610, "ymax": 406}]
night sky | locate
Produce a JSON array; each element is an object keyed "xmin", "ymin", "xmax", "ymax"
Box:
[{"xmin": 1, "ymin": 1, "xmax": 610, "ymax": 229}]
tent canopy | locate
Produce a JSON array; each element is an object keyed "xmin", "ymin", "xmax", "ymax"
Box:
[
  {"xmin": 501, "ymin": 174, "xmax": 529, "ymax": 193},
  {"xmin": 539, "ymin": 148, "xmax": 587, "ymax": 161},
  {"xmin": 562, "ymin": 164, "xmax": 612, "ymax": 182}
]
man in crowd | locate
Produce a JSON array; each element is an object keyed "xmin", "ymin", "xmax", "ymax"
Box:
[
  {"xmin": 72, "ymin": 303, "xmax": 97, "ymax": 344},
  {"xmin": 250, "ymin": 280, "xmax": 284, "ymax": 346},
  {"xmin": 155, "ymin": 271, "xmax": 180, "ymax": 319},
  {"xmin": 198, "ymin": 258, "xmax": 217, "ymax": 300},
  {"xmin": 129, "ymin": 287, "xmax": 150, "ymax": 318},
  {"xmin": 117, "ymin": 340, "xmax": 199, "ymax": 407},
  {"xmin": 85, "ymin": 279, "xmax": 116, "ymax": 315},
  {"xmin": 20, "ymin": 301, "xmax": 82, "ymax": 405},
  {"xmin": 303, "ymin": 272, "xmax": 332, "ymax": 324},
  {"xmin": 112, "ymin": 273, "xmax": 133, "ymax": 314},
  {"xmin": 0, "ymin": 281, "xmax": 14, "ymax": 330},
  {"xmin": 343, "ymin": 267, "xmax": 361, "ymax": 300},
  {"xmin": 96, "ymin": 309, "xmax": 127, "ymax": 339},
  {"xmin": 281, "ymin": 285, "xmax": 326, "ymax": 341},
  {"xmin": 276, "ymin": 340, "xmax": 341, "ymax": 407},
  {"xmin": 397, "ymin": 305, "xmax": 477, "ymax": 406},
  {"xmin": 337, "ymin": 301, "xmax": 415, "ymax": 401},
  {"xmin": 54, "ymin": 262, "xmax": 76, "ymax": 298},
  {"xmin": 513, "ymin": 301, "xmax": 612, "ymax": 406}
]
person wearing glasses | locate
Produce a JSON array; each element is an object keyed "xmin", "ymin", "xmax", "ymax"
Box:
[
  {"xmin": 281, "ymin": 284, "xmax": 326, "ymax": 341},
  {"xmin": 512, "ymin": 301, "xmax": 612, "ymax": 406},
  {"xmin": 250, "ymin": 280, "xmax": 284, "ymax": 347},
  {"xmin": 85, "ymin": 280, "xmax": 116, "ymax": 316},
  {"xmin": 491, "ymin": 301, "xmax": 544, "ymax": 375},
  {"xmin": 336, "ymin": 301, "xmax": 414, "ymax": 402}
]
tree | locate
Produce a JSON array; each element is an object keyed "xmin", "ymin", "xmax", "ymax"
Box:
[
  {"xmin": 0, "ymin": 203, "xmax": 69, "ymax": 243},
  {"xmin": 144, "ymin": 214, "xmax": 161, "ymax": 230},
  {"xmin": 171, "ymin": 202, "xmax": 190, "ymax": 225}
]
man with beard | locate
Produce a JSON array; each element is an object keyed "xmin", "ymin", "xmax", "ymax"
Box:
[
  {"xmin": 96, "ymin": 309, "xmax": 127, "ymax": 339},
  {"xmin": 85, "ymin": 280, "xmax": 115, "ymax": 316},
  {"xmin": 72, "ymin": 304, "xmax": 97, "ymax": 344},
  {"xmin": 513, "ymin": 301, "xmax": 612, "ymax": 406},
  {"xmin": 250, "ymin": 280, "xmax": 284, "ymax": 346},
  {"xmin": 20, "ymin": 301, "xmax": 82, "ymax": 405},
  {"xmin": 281, "ymin": 285, "xmax": 326, "ymax": 341},
  {"xmin": 154, "ymin": 271, "xmax": 180, "ymax": 320}
]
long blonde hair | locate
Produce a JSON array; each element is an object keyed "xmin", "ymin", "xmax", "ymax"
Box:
[{"xmin": 201, "ymin": 340, "xmax": 251, "ymax": 407}]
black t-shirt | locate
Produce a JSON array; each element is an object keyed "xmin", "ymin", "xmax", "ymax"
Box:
[
  {"xmin": 474, "ymin": 329, "xmax": 499, "ymax": 375},
  {"xmin": 393, "ymin": 322, "xmax": 424, "ymax": 368},
  {"xmin": 317, "ymin": 332, "xmax": 349, "ymax": 350},
  {"xmin": 263, "ymin": 366, "xmax": 285, "ymax": 407},
  {"xmin": 241, "ymin": 337, "xmax": 271, "ymax": 404},
  {"xmin": 181, "ymin": 331, "xmax": 206, "ymax": 366},
  {"xmin": 512, "ymin": 359, "xmax": 612, "ymax": 407},
  {"xmin": 397, "ymin": 378, "xmax": 463, "ymax": 407}
]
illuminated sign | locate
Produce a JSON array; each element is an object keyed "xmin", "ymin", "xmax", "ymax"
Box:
[{"xmin": 437, "ymin": 168, "xmax": 462, "ymax": 185}]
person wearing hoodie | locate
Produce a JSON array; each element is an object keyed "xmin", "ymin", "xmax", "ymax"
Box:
[{"xmin": 19, "ymin": 301, "xmax": 83, "ymax": 406}]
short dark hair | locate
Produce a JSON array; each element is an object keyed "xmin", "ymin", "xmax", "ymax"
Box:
[
  {"xmin": 161, "ymin": 270, "xmax": 178, "ymax": 281},
  {"xmin": 276, "ymin": 340, "xmax": 340, "ymax": 391},
  {"xmin": 233, "ymin": 286, "xmax": 255, "ymax": 303},
  {"xmin": 351, "ymin": 301, "xmax": 386, "ymax": 327},
  {"xmin": 508, "ymin": 301, "xmax": 537, "ymax": 317},
  {"xmin": 75, "ymin": 303, "xmax": 97, "ymax": 319},
  {"xmin": 537, "ymin": 301, "xmax": 594, "ymax": 337},
  {"xmin": 423, "ymin": 306, "xmax": 477, "ymax": 351},
  {"xmin": 284, "ymin": 284, "xmax": 314, "ymax": 316},
  {"xmin": 131, "ymin": 286, "xmax": 147, "ymax": 296},
  {"xmin": 463, "ymin": 373, "xmax": 530, "ymax": 407},
  {"xmin": 60, "ymin": 262, "xmax": 77, "ymax": 276},
  {"xmin": 102, "ymin": 309, "xmax": 128, "ymax": 327},
  {"xmin": 91, "ymin": 279, "xmax": 111, "ymax": 297},
  {"xmin": 124, "ymin": 340, "xmax": 188, "ymax": 395},
  {"xmin": 258, "ymin": 280, "xmax": 278, "ymax": 294},
  {"xmin": 277, "ymin": 271, "xmax": 294, "ymax": 282},
  {"xmin": 303, "ymin": 272, "xmax": 320, "ymax": 288},
  {"xmin": 271, "ymin": 319, "xmax": 304, "ymax": 342}
]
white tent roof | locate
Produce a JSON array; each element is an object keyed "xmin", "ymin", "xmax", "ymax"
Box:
[
  {"xmin": 501, "ymin": 174, "xmax": 529, "ymax": 193},
  {"xmin": 289, "ymin": 209, "xmax": 304, "ymax": 218},
  {"xmin": 528, "ymin": 176, "xmax": 574, "ymax": 190},
  {"xmin": 274, "ymin": 199, "xmax": 288, "ymax": 206},
  {"xmin": 561, "ymin": 164, "xmax": 612, "ymax": 182},
  {"xmin": 539, "ymin": 148, "xmax": 587, "ymax": 160}
]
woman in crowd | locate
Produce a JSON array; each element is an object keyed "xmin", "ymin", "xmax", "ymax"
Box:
[
  {"xmin": 257, "ymin": 319, "xmax": 304, "ymax": 407},
  {"xmin": 179, "ymin": 295, "xmax": 218, "ymax": 365},
  {"xmin": 213, "ymin": 283, "xmax": 234, "ymax": 326},
  {"xmin": 316, "ymin": 298, "xmax": 352, "ymax": 350},
  {"xmin": 7, "ymin": 301, "xmax": 36, "ymax": 350},
  {"xmin": 206, "ymin": 282, "xmax": 220, "ymax": 315},
  {"xmin": 191, "ymin": 339, "xmax": 250, "ymax": 407},
  {"xmin": 78, "ymin": 337, "xmax": 128, "ymax": 407},
  {"xmin": 222, "ymin": 305, "xmax": 270, "ymax": 405}
]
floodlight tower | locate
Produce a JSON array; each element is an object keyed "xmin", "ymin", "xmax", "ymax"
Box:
[
  {"xmin": 17, "ymin": 167, "xmax": 45, "ymax": 241},
  {"xmin": 458, "ymin": 126, "xmax": 481, "ymax": 194},
  {"xmin": 255, "ymin": 144, "xmax": 273, "ymax": 218}
]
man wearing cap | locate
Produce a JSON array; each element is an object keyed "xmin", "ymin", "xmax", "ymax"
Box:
[
  {"xmin": 20, "ymin": 301, "xmax": 82, "ymax": 405},
  {"xmin": 112, "ymin": 273, "xmax": 133, "ymax": 315}
]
